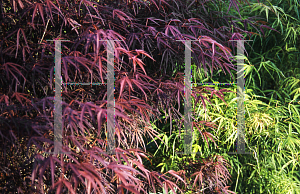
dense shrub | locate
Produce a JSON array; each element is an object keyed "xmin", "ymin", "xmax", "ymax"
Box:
[{"xmin": 0, "ymin": 0, "xmax": 265, "ymax": 193}]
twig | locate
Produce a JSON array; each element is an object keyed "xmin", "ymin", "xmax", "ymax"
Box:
[{"xmin": 39, "ymin": 18, "xmax": 50, "ymax": 44}]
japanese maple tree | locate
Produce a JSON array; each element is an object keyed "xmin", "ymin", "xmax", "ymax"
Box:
[{"xmin": 0, "ymin": 0, "xmax": 264, "ymax": 193}]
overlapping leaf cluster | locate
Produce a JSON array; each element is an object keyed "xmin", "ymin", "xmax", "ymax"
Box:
[{"xmin": 0, "ymin": 0, "xmax": 264, "ymax": 193}]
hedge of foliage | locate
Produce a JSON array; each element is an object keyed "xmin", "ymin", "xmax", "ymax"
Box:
[{"xmin": 0, "ymin": 0, "xmax": 299, "ymax": 193}]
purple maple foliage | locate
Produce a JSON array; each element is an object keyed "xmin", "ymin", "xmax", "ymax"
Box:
[{"xmin": 0, "ymin": 0, "xmax": 264, "ymax": 193}]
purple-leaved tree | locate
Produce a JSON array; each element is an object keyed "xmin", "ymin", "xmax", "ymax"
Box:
[{"xmin": 0, "ymin": 0, "xmax": 265, "ymax": 193}]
